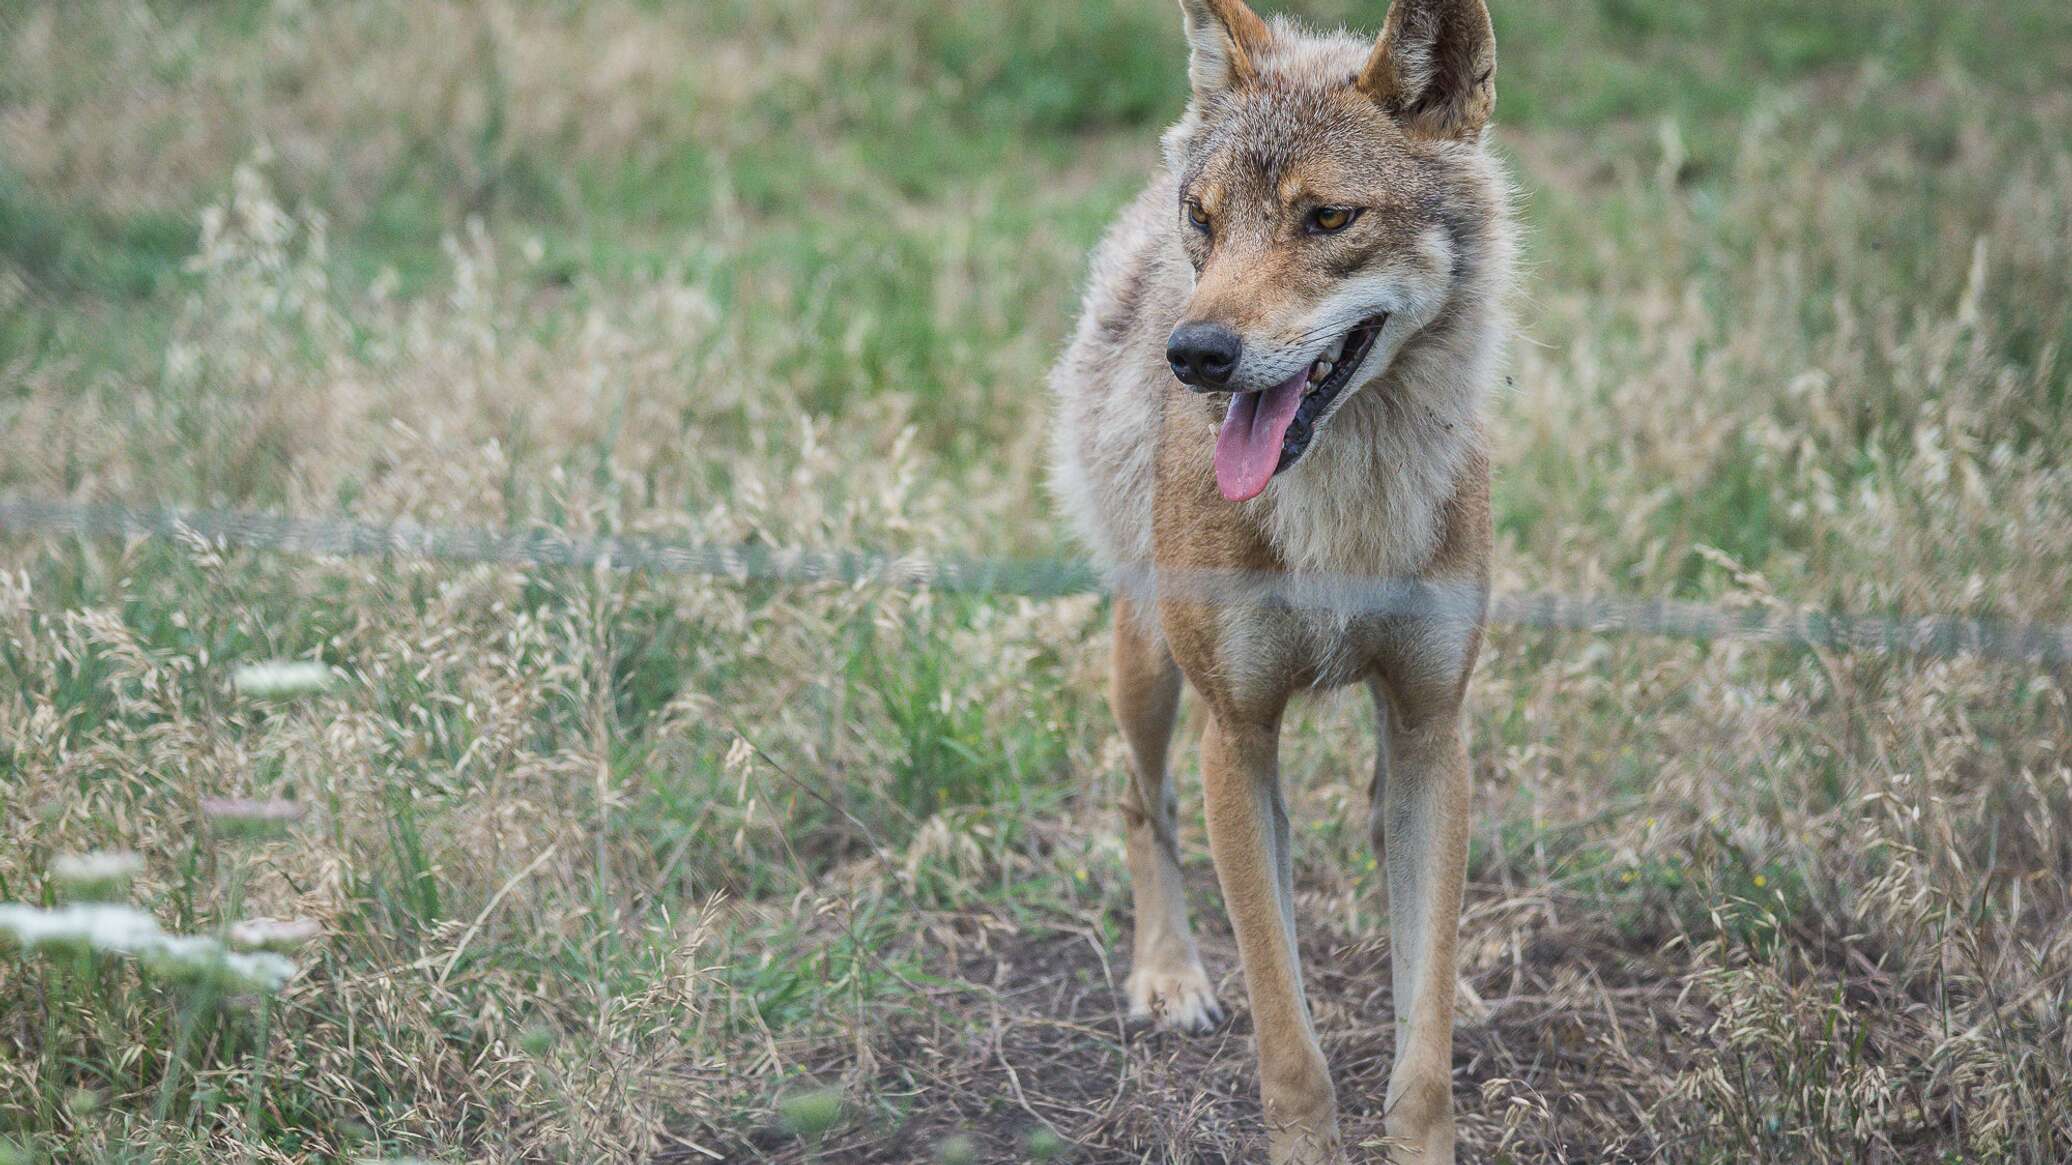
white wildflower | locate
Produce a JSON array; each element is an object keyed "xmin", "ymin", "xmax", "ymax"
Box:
[
  {"xmin": 229, "ymin": 916, "xmax": 323, "ymax": 952},
  {"xmin": 0, "ymin": 902, "xmax": 162, "ymax": 958},
  {"xmin": 50, "ymin": 851, "xmax": 144, "ymax": 900},
  {"xmin": 231, "ymin": 659, "xmax": 333, "ymax": 698},
  {"xmin": 0, "ymin": 903, "xmax": 297, "ymax": 993}
]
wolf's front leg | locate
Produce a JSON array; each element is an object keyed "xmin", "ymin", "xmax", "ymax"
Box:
[
  {"xmin": 1200, "ymin": 713, "xmax": 1344, "ymax": 1165},
  {"xmin": 1111, "ymin": 600, "xmax": 1222, "ymax": 1033},
  {"xmin": 1376, "ymin": 708, "xmax": 1471, "ymax": 1164}
]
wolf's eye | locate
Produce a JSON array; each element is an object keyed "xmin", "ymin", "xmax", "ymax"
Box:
[
  {"xmin": 1307, "ymin": 206, "xmax": 1359, "ymax": 234},
  {"xmin": 1185, "ymin": 201, "xmax": 1212, "ymax": 232}
]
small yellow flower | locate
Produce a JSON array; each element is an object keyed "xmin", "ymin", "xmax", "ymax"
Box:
[
  {"xmin": 1620, "ymin": 870, "xmax": 1636, "ymax": 884},
  {"xmin": 1752, "ymin": 874, "xmax": 1768, "ymax": 888},
  {"xmin": 1074, "ymin": 867, "xmax": 1088, "ymax": 883}
]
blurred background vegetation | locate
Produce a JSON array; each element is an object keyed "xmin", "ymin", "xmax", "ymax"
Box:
[{"xmin": 1, "ymin": 1, "xmax": 2068, "ymax": 1162}]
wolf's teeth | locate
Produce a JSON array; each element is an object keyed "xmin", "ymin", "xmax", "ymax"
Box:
[{"xmin": 1308, "ymin": 358, "xmax": 1332, "ymax": 385}]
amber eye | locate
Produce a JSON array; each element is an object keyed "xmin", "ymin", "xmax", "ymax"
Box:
[
  {"xmin": 1308, "ymin": 206, "xmax": 1358, "ymax": 234},
  {"xmin": 1185, "ymin": 201, "xmax": 1212, "ymax": 232}
]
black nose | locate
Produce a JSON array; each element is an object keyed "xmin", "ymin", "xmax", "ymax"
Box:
[{"xmin": 1167, "ymin": 322, "xmax": 1242, "ymax": 388}]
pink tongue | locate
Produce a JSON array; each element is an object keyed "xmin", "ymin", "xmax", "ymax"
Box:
[{"xmin": 1213, "ymin": 370, "xmax": 1307, "ymax": 502}]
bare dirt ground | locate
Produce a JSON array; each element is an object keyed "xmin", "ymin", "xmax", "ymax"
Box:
[{"xmin": 687, "ymin": 880, "xmax": 1751, "ymax": 1163}]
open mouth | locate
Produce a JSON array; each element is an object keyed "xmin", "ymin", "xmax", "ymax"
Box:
[{"xmin": 1212, "ymin": 313, "xmax": 1388, "ymax": 502}]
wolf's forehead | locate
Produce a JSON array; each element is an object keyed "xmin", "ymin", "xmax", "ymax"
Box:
[{"xmin": 1192, "ymin": 89, "xmax": 1420, "ymax": 201}]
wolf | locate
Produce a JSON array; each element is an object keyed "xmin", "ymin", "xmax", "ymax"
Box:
[{"xmin": 1046, "ymin": 0, "xmax": 1513, "ymax": 1160}]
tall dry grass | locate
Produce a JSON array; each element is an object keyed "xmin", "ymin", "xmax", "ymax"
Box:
[{"xmin": 0, "ymin": 1, "xmax": 2068, "ymax": 1161}]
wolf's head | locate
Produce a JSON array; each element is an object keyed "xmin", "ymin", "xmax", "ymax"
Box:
[{"xmin": 1160, "ymin": 0, "xmax": 1503, "ymax": 502}]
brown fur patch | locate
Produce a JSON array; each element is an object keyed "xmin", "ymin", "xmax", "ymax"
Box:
[{"xmin": 1203, "ymin": 0, "xmax": 1274, "ymax": 84}]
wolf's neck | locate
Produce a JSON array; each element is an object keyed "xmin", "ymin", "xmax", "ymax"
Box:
[{"xmin": 1256, "ymin": 302, "xmax": 1500, "ymax": 582}]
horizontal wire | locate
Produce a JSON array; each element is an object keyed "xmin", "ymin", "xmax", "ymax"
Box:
[{"xmin": 1, "ymin": 497, "xmax": 2067, "ymax": 666}]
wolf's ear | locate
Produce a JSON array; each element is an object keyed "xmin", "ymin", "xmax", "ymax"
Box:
[
  {"xmin": 1356, "ymin": 0, "xmax": 1496, "ymax": 140},
  {"xmin": 1178, "ymin": 0, "xmax": 1274, "ymax": 100}
]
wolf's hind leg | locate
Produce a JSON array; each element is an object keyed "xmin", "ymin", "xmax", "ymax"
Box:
[
  {"xmin": 1111, "ymin": 597, "xmax": 1222, "ymax": 1034},
  {"xmin": 1364, "ymin": 678, "xmax": 1394, "ymax": 914}
]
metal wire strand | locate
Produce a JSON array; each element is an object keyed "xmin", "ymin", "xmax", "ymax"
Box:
[{"xmin": 2, "ymin": 497, "xmax": 2066, "ymax": 666}]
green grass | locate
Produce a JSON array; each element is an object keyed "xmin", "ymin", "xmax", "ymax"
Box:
[{"xmin": 1, "ymin": 0, "xmax": 2069, "ymax": 1161}]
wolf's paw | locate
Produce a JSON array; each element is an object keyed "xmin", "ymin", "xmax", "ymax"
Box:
[
  {"xmin": 1125, "ymin": 963, "xmax": 1224, "ymax": 1034},
  {"xmin": 1267, "ymin": 1118, "xmax": 1346, "ymax": 1165},
  {"xmin": 1268, "ymin": 1136, "xmax": 1347, "ymax": 1165}
]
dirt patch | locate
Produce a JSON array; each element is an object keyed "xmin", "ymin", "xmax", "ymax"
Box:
[{"xmin": 676, "ymin": 885, "xmax": 1719, "ymax": 1163}]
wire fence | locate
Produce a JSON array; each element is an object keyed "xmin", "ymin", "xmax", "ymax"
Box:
[{"xmin": 3, "ymin": 497, "xmax": 2068, "ymax": 666}]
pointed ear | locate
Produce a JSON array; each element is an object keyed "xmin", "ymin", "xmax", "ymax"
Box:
[
  {"xmin": 1178, "ymin": 0, "xmax": 1274, "ymax": 100},
  {"xmin": 1355, "ymin": 0, "xmax": 1497, "ymax": 140}
]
